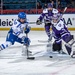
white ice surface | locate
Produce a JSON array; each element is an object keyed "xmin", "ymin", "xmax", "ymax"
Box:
[{"xmin": 0, "ymin": 31, "xmax": 75, "ymax": 75}]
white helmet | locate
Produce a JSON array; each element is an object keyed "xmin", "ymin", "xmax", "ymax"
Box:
[{"xmin": 51, "ymin": 14, "xmax": 59, "ymax": 25}]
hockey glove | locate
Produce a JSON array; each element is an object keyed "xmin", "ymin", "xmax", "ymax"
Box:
[
  {"xmin": 24, "ymin": 26, "xmax": 31, "ymax": 34},
  {"xmin": 24, "ymin": 37, "xmax": 30, "ymax": 46},
  {"xmin": 36, "ymin": 19, "xmax": 42, "ymax": 25}
]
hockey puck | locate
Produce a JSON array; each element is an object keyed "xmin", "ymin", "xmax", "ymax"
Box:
[
  {"xmin": 49, "ymin": 56, "xmax": 53, "ymax": 58},
  {"xmin": 27, "ymin": 57, "xmax": 35, "ymax": 60}
]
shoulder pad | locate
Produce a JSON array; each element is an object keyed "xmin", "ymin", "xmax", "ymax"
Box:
[
  {"xmin": 14, "ymin": 19, "xmax": 20, "ymax": 25},
  {"xmin": 43, "ymin": 9, "xmax": 48, "ymax": 13},
  {"xmin": 52, "ymin": 8, "xmax": 58, "ymax": 14}
]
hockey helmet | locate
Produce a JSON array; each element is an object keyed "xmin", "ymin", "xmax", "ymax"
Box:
[
  {"xmin": 18, "ymin": 12, "xmax": 26, "ymax": 19},
  {"xmin": 52, "ymin": 15, "xmax": 59, "ymax": 23},
  {"xmin": 47, "ymin": 3, "xmax": 53, "ymax": 8}
]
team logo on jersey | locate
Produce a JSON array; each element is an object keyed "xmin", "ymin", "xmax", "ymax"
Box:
[{"xmin": 58, "ymin": 24, "xmax": 61, "ymax": 27}]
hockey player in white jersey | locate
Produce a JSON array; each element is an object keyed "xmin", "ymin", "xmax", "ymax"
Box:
[
  {"xmin": 51, "ymin": 14, "xmax": 75, "ymax": 57},
  {"xmin": 0, "ymin": 12, "xmax": 31, "ymax": 51}
]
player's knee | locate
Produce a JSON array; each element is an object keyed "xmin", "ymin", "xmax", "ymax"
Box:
[{"xmin": 52, "ymin": 42, "xmax": 62, "ymax": 51}]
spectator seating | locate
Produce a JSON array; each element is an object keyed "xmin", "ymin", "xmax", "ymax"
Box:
[
  {"xmin": 1, "ymin": 8, "xmax": 75, "ymax": 14},
  {"xmin": 3, "ymin": 0, "xmax": 36, "ymax": 9},
  {"xmin": 1, "ymin": 0, "xmax": 75, "ymax": 14}
]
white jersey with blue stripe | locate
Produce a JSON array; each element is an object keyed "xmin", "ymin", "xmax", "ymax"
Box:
[{"xmin": 12, "ymin": 19, "xmax": 28, "ymax": 36}]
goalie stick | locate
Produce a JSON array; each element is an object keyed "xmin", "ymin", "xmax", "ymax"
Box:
[{"xmin": 62, "ymin": 7, "xmax": 67, "ymax": 14}]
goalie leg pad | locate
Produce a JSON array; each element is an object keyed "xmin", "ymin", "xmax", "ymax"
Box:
[
  {"xmin": 53, "ymin": 42, "xmax": 62, "ymax": 52},
  {"xmin": 65, "ymin": 44, "xmax": 71, "ymax": 55},
  {"xmin": 62, "ymin": 35, "xmax": 74, "ymax": 43},
  {"xmin": 64, "ymin": 35, "xmax": 75, "ymax": 55}
]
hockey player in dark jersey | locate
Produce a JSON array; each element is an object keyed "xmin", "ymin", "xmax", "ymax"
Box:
[
  {"xmin": 36, "ymin": 3, "xmax": 62, "ymax": 53},
  {"xmin": 36, "ymin": 3, "xmax": 60, "ymax": 41},
  {"xmin": 51, "ymin": 14, "xmax": 75, "ymax": 57}
]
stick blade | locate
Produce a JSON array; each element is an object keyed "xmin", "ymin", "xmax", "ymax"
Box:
[{"xmin": 27, "ymin": 57, "xmax": 35, "ymax": 60}]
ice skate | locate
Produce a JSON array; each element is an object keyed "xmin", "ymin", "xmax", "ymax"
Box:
[
  {"xmin": 58, "ymin": 50, "xmax": 66, "ymax": 54},
  {"xmin": 22, "ymin": 45, "xmax": 32, "ymax": 56},
  {"xmin": 22, "ymin": 49, "xmax": 32, "ymax": 56},
  {"xmin": 71, "ymin": 51, "xmax": 75, "ymax": 58}
]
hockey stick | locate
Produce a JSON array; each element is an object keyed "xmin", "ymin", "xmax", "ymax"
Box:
[
  {"xmin": 26, "ymin": 34, "xmax": 35, "ymax": 60},
  {"xmin": 23, "ymin": 34, "xmax": 35, "ymax": 60},
  {"xmin": 26, "ymin": 44, "xmax": 35, "ymax": 60},
  {"xmin": 62, "ymin": 7, "xmax": 67, "ymax": 14},
  {"xmin": 29, "ymin": 21, "xmax": 48, "ymax": 24},
  {"xmin": 38, "ymin": 40, "xmax": 49, "ymax": 43}
]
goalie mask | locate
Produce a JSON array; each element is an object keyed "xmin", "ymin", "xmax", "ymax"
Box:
[{"xmin": 52, "ymin": 15, "xmax": 59, "ymax": 25}]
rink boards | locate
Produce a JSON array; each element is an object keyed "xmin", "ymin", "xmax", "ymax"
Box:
[{"xmin": 0, "ymin": 14, "xmax": 75, "ymax": 31}]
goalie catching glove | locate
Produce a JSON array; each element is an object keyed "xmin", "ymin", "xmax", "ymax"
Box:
[{"xmin": 36, "ymin": 19, "xmax": 42, "ymax": 25}]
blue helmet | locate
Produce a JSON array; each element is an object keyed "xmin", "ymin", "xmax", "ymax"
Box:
[
  {"xmin": 18, "ymin": 12, "xmax": 26, "ymax": 19},
  {"xmin": 47, "ymin": 3, "xmax": 53, "ymax": 8}
]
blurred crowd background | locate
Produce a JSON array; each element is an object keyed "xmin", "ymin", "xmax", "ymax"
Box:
[{"xmin": 0, "ymin": 0, "xmax": 75, "ymax": 14}]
